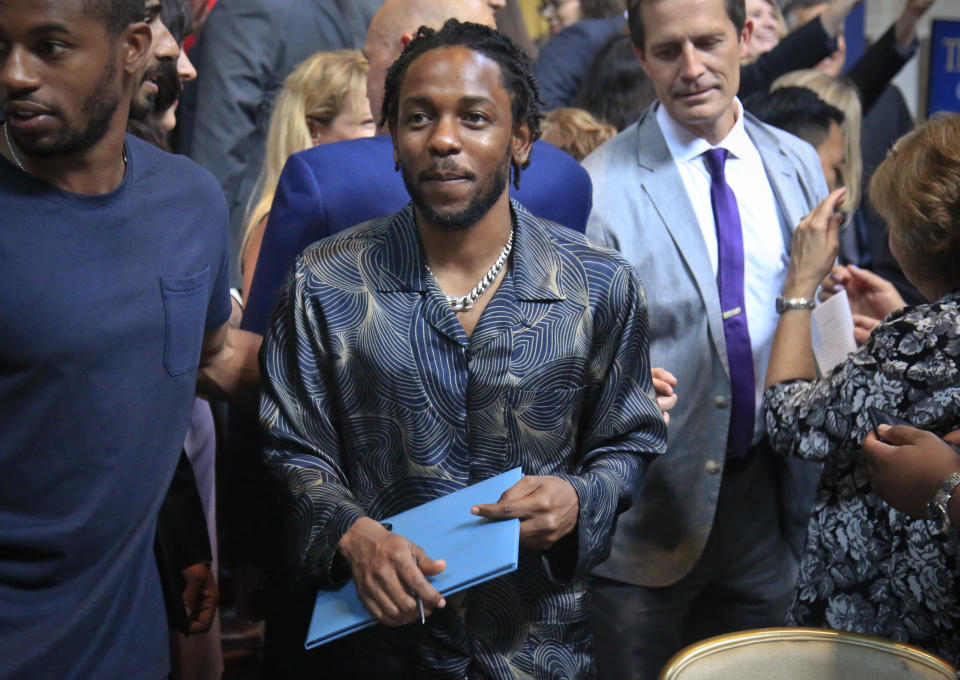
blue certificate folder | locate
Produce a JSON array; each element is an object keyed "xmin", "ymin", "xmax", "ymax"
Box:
[{"xmin": 305, "ymin": 468, "xmax": 523, "ymax": 649}]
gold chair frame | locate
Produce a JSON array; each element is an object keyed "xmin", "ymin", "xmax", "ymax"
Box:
[{"xmin": 659, "ymin": 627, "xmax": 957, "ymax": 680}]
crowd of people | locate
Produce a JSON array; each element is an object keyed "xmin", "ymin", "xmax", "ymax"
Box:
[{"xmin": 2, "ymin": 0, "xmax": 959, "ymax": 679}]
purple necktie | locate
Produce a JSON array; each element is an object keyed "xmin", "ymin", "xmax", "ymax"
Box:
[{"xmin": 703, "ymin": 148, "xmax": 755, "ymax": 459}]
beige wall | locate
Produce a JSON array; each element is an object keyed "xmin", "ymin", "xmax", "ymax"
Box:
[{"xmin": 518, "ymin": 0, "xmax": 550, "ymax": 43}]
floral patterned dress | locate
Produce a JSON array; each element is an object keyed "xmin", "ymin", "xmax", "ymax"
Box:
[{"xmin": 764, "ymin": 291, "xmax": 960, "ymax": 665}]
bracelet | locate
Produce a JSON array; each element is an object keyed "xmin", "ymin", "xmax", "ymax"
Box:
[
  {"xmin": 927, "ymin": 470, "xmax": 960, "ymax": 535},
  {"xmin": 776, "ymin": 295, "xmax": 816, "ymax": 314}
]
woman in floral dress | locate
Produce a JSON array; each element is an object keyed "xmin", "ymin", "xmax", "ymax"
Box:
[{"xmin": 762, "ymin": 114, "xmax": 960, "ymax": 665}]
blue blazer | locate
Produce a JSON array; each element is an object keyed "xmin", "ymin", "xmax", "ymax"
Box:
[{"xmin": 242, "ymin": 135, "xmax": 592, "ymax": 334}]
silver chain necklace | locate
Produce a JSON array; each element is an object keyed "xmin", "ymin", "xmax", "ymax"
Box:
[
  {"xmin": 3, "ymin": 123, "xmax": 25, "ymax": 171},
  {"xmin": 426, "ymin": 228, "xmax": 514, "ymax": 313},
  {"xmin": 3, "ymin": 122, "xmax": 127, "ymax": 174}
]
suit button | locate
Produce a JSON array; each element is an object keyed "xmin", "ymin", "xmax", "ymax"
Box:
[
  {"xmin": 714, "ymin": 395, "xmax": 730, "ymax": 408},
  {"xmin": 705, "ymin": 460, "xmax": 722, "ymax": 475}
]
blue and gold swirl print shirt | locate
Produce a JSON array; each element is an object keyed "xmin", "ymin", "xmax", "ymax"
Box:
[{"xmin": 259, "ymin": 201, "xmax": 667, "ymax": 679}]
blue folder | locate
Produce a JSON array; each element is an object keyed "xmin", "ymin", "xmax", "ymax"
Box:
[{"xmin": 305, "ymin": 468, "xmax": 523, "ymax": 649}]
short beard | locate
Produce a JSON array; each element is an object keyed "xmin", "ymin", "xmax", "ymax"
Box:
[
  {"xmin": 401, "ymin": 145, "xmax": 512, "ymax": 232},
  {"xmin": 128, "ymin": 89, "xmax": 155, "ymax": 122},
  {"xmin": 129, "ymin": 58, "xmax": 176, "ymax": 122},
  {"xmin": 14, "ymin": 59, "xmax": 120, "ymax": 157}
]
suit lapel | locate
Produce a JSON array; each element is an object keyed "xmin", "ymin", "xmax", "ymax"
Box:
[
  {"xmin": 635, "ymin": 111, "xmax": 729, "ymax": 376},
  {"xmin": 745, "ymin": 114, "xmax": 807, "ymax": 250}
]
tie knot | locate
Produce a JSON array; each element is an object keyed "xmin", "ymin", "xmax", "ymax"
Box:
[{"xmin": 703, "ymin": 147, "xmax": 728, "ymax": 179}]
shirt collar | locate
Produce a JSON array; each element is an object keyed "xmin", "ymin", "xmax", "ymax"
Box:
[
  {"xmin": 656, "ymin": 98, "xmax": 753, "ymax": 165},
  {"xmin": 374, "ymin": 203, "xmax": 429, "ymax": 293},
  {"xmin": 374, "ymin": 200, "xmax": 564, "ymax": 303},
  {"xmin": 510, "ymin": 200, "xmax": 565, "ymax": 302}
]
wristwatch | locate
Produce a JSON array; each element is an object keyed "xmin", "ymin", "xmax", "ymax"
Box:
[
  {"xmin": 776, "ymin": 295, "xmax": 816, "ymax": 314},
  {"xmin": 927, "ymin": 470, "xmax": 960, "ymax": 534}
]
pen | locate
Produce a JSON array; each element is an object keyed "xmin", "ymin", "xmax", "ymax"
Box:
[{"xmin": 414, "ymin": 555, "xmax": 425, "ymax": 624}]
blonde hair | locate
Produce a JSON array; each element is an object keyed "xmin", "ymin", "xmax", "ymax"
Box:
[
  {"xmin": 772, "ymin": 69, "xmax": 862, "ymax": 214},
  {"xmin": 767, "ymin": 0, "xmax": 788, "ymax": 39},
  {"xmin": 742, "ymin": 0, "xmax": 788, "ymax": 65},
  {"xmin": 541, "ymin": 108, "xmax": 617, "ymax": 161},
  {"xmin": 870, "ymin": 114, "xmax": 960, "ymax": 290},
  {"xmin": 240, "ymin": 50, "xmax": 369, "ymax": 267}
]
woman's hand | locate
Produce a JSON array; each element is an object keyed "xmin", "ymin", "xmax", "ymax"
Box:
[
  {"xmin": 842, "ymin": 264, "xmax": 906, "ymax": 319},
  {"xmin": 863, "ymin": 425, "xmax": 960, "ymax": 519},
  {"xmin": 651, "ymin": 367, "xmax": 678, "ymax": 425},
  {"xmin": 784, "ymin": 188, "xmax": 847, "ymax": 300},
  {"xmin": 852, "ymin": 313, "xmax": 881, "ymax": 346}
]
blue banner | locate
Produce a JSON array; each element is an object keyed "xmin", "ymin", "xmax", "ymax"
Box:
[
  {"xmin": 928, "ymin": 20, "xmax": 960, "ymax": 115},
  {"xmin": 842, "ymin": 3, "xmax": 866, "ymax": 74}
]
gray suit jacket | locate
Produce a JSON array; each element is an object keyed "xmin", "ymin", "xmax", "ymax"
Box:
[{"xmin": 583, "ymin": 103, "xmax": 827, "ymax": 587}]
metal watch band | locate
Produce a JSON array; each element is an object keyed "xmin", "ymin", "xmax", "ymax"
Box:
[
  {"xmin": 927, "ymin": 470, "xmax": 960, "ymax": 534},
  {"xmin": 776, "ymin": 295, "xmax": 816, "ymax": 314}
]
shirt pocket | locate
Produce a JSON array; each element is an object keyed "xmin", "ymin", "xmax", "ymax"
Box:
[
  {"xmin": 504, "ymin": 386, "xmax": 586, "ymax": 473},
  {"xmin": 160, "ymin": 268, "xmax": 210, "ymax": 377}
]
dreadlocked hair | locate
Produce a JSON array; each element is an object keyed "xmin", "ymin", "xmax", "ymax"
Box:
[{"xmin": 380, "ymin": 19, "xmax": 543, "ymax": 189}]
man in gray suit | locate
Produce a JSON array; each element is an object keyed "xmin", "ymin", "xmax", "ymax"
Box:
[
  {"xmin": 177, "ymin": 0, "xmax": 379, "ymax": 283},
  {"xmin": 583, "ymin": 0, "xmax": 828, "ymax": 677}
]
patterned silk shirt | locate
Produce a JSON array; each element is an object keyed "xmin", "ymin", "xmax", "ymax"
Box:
[{"xmin": 259, "ymin": 201, "xmax": 667, "ymax": 679}]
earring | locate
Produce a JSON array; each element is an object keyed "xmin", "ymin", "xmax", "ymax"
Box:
[{"xmin": 394, "ymin": 160, "xmax": 400, "ymax": 172}]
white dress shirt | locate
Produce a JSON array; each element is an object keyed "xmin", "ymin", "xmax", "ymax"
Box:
[{"xmin": 656, "ymin": 100, "xmax": 789, "ymax": 443}]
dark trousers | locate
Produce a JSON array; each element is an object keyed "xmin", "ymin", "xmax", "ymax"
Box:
[{"xmin": 591, "ymin": 449, "xmax": 796, "ymax": 680}]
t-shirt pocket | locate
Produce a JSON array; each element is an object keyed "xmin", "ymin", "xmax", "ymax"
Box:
[{"xmin": 160, "ymin": 268, "xmax": 210, "ymax": 377}]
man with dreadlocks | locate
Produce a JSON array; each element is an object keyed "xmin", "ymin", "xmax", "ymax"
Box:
[{"xmin": 259, "ymin": 19, "xmax": 666, "ymax": 678}]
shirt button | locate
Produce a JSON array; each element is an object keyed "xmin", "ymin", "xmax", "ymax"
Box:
[
  {"xmin": 705, "ymin": 460, "xmax": 722, "ymax": 475},
  {"xmin": 714, "ymin": 395, "xmax": 730, "ymax": 408}
]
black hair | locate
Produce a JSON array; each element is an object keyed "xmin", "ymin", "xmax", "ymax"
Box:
[
  {"xmin": 627, "ymin": 0, "xmax": 746, "ymax": 51},
  {"xmin": 574, "ymin": 31, "xmax": 655, "ymax": 131},
  {"xmin": 380, "ymin": 19, "xmax": 542, "ymax": 189},
  {"xmin": 744, "ymin": 86, "xmax": 844, "ymax": 149},
  {"xmin": 82, "ymin": 0, "xmax": 144, "ymax": 37},
  {"xmin": 581, "ymin": 0, "xmax": 628, "ymax": 19},
  {"xmin": 160, "ymin": 0, "xmax": 193, "ymax": 44}
]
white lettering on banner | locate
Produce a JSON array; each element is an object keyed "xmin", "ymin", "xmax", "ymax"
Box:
[{"xmin": 945, "ymin": 37, "xmax": 960, "ymax": 73}]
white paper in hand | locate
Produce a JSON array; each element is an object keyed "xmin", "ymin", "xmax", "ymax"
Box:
[{"xmin": 810, "ymin": 289, "xmax": 857, "ymax": 375}]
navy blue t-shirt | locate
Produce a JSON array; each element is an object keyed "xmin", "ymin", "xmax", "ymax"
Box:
[{"xmin": 0, "ymin": 135, "xmax": 231, "ymax": 679}]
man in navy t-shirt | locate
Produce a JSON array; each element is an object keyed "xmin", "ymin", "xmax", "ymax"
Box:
[{"xmin": 0, "ymin": 1, "xmax": 259, "ymax": 677}]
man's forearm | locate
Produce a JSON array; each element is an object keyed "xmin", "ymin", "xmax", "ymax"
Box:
[
  {"xmin": 197, "ymin": 328, "xmax": 262, "ymax": 407},
  {"xmin": 740, "ymin": 18, "xmax": 832, "ymax": 98}
]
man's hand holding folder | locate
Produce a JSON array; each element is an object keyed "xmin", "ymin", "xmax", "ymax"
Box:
[
  {"xmin": 307, "ymin": 469, "xmax": 523, "ymax": 647},
  {"xmin": 334, "ymin": 473, "xmax": 576, "ymax": 627},
  {"xmin": 338, "ymin": 517, "xmax": 447, "ymax": 627},
  {"xmin": 471, "ymin": 475, "xmax": 578, "ymax": 550}
]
